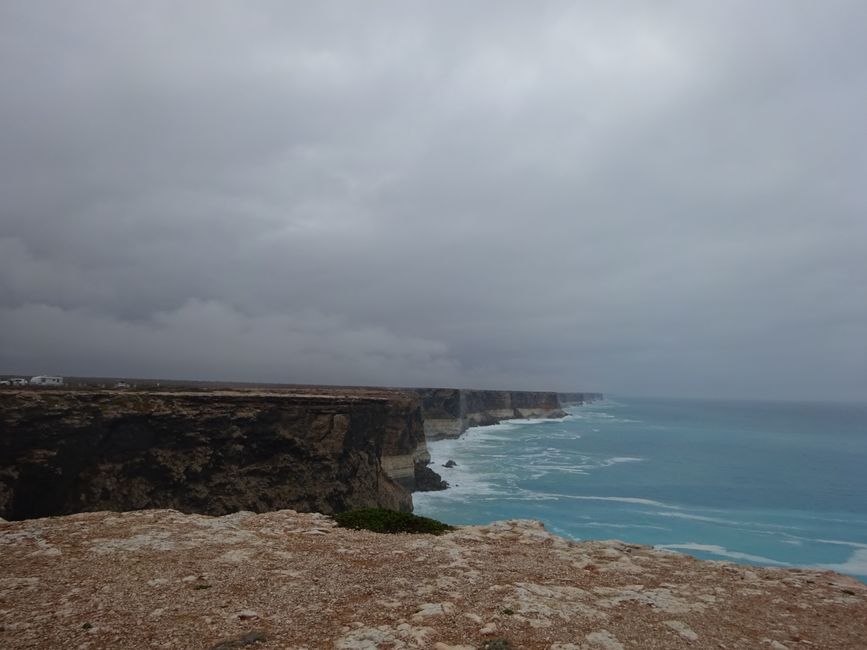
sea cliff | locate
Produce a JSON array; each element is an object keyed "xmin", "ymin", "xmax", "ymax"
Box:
[
  {"xmin": 415, "ymin": 389, "xmax": 570, "ymax": 440},
  {"xmin": 0, "ymin": 388, "xmax": 432, "ymax": 520},
  {"xmin": 0, "ymin": 385, "xmax": 599, "ymax": 521}
]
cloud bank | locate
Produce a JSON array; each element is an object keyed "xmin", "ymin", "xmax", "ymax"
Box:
[{"xmin": 2, "ymin": 2, "xmax": 865, "ymax": 399}]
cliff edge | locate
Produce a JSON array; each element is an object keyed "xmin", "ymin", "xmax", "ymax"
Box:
[
  {"xmin": 1, "ymin": 508, "xmax": 864, "ymax": 649},
  {"xmin": 0, "ymin": 388, "xmax": 433, "ymax": 520}
]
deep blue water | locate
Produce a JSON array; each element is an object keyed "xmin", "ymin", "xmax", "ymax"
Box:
[{"xmin": 414, "ymin": 397, "xmax": 867, "ymax": 581}]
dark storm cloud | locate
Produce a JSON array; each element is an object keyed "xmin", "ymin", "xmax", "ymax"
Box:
[{"xmin": 2, "ymin": 1, "xmax": 865, "ymax": 399}]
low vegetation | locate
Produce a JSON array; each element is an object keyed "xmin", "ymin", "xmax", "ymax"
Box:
[{"xmin": 332, "ymin": 508, "xmax": 454, "ymax": 535}]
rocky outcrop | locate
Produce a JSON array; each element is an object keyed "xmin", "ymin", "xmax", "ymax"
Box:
[
  {"xmin": 2, "ymin": 508, "xmax": 865, "ymax": 649},
  {"xmin": 413, "ymin": 461, "xmax": 450, "ymax": 491},
  {"xmin": 0, "ymin": 388, "xmax": 436, "ymax": 520},
  {"xmin": 415, "ymin": 389, "xmax": 568, "ymax": 440}
]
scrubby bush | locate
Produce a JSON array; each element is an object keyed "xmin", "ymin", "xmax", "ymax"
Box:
[{"xmin": 333, "ymin": 508, "xmax": 454, "ymax": 535}]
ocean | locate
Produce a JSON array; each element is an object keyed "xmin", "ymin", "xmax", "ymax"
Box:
[{"xmin": 413, "ymin": 397, "xmax": 867, "ymax": 582}]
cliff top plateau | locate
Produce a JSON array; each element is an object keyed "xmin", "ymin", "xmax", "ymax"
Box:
[{"xmin": 1, "ymin": 508, "xmax": 864, "ymax": 649}]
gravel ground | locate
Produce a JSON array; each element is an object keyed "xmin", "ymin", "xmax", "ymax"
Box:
[{"xmin": 1, "ymin": 509, "xmax": 865, "ymax": 649}]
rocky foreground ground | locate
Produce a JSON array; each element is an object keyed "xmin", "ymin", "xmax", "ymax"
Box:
[{"xmin": 1, "ymin": 510, "xmax": 865, "ymax": 649}]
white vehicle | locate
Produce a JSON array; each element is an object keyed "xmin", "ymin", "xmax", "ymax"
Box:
[
  {"xmin": 10, "ymin": 378, "xmax": 28, "ymax": 386},
  {"xmin": 29, "ymin": 376, "xmax": 64, "ymax": 386}
]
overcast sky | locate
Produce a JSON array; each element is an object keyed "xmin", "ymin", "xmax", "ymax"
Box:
[{"xmin": 1, "ymin": 2, "xmax": 865, "ymax": 400}]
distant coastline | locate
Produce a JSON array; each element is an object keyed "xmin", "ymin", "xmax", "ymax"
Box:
[{"xmin": 0, "ymin": 382, "xmax": 600, "ymax": 521}]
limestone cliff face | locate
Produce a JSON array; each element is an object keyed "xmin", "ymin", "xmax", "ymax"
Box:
[
  {"xmin": 0, "ymin": 389, "xmax": 429, "ymax": 520},
  {"xmin": 414, "ymin": 388, "xmax": 466, "ymax": 439},
  {"xmin": 377, "ymin": 407, "xmax": 433, "ymax": 492},
  {"xmin": 415, "ymin": 389, "xmax": 567, "ymax": 440}
]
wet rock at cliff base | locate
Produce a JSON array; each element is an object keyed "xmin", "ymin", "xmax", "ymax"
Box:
[
  {"xmin": 443, "ymin": 460, "xmax": 457, "ymax": 468},
  {"xmin": 413, "ymin": 461, "xmax": 449, "ymax": 491}
]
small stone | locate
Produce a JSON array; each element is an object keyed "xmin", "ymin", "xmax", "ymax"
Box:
[
  {"xmin": 665, "ymin": 620, "xmax": 698, "ymax": 641},
  {"xmin": 762, "ymin": 641, "xmax": 790, "ymax": 650},
  {"xmin": 480, "ymin": 622, "xmax": 498, "ymax": 635},
  {"xmin": 230, "ymin": 609, "xmax": 259, "ymax": 621},
  {"xmin": 411, "ymin": 602, "xmax": 454, "ymax": 621},
  {"xmin": 583, "ymin": 630, "xmax": 624, "ymax": 650}
]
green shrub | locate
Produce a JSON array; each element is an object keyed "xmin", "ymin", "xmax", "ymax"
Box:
[{"xmin": 333, "ymin": 508, "xmax": 454, "ymax": 535}]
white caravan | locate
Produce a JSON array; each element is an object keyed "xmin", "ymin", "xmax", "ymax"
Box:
[{"xmin": 29, "ymin": 376, "xmax": 64, "ymax": 386}]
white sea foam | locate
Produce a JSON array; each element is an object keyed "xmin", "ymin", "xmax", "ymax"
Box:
[
  {"xmin": 653, "ymin": 511, "xmax": 804, "ymax": 531},
  {"xmin": 790, "ymin": 514, "xmax": 867, "ymax": 526},
  {"xmin": 655, "ymin": 543, "xmax": 790, "ymax": 566},
  {"xmin": 815, "ymin": 549, "xmax": 867, "ymax": 576},
  {"xmin": 500, "ymin": 416, "xmax": 569, "ymax": 426},
  {"xmin": 520, "ymin": 455, "xmax": 645, "ymax": 476},
  {"xmin": 813, "ymin": 538, "xmax": 867, "ymax": 549},
  {"xmin": 582, "ymin": 521, "xmax": 669, "ymax": 531},
  {"xmin": 653, "ymin": 511, "xmax": 744, "ymax": 525},
  {"xmin": 412, "ymin": 466, "xmax": 504, "ymax": 505},
  {"xmin": 534, "ymin": 494, "xmax": 680, "ymax": 509},
  {"xmin": 418, "ymin": 434, "xmax": 509, "ymax": 504},
  {"xmin": 525, "ymin": 465, "xmax": 591, "ymax": 476},
  {"xmin": 780, "ymin": 533, "xmax": 867, "ymax": 549}
]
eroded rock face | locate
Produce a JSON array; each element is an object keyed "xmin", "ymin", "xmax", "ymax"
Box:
[
  {"xmin": 0, "ymin": 389, "xmax": 430, "ymax": 520},
  {"xmin": 1, "ymin": 509, "xmax": 865, "ymax": 649},
  {"xmin": 415, "ymin": 389, "xmax": 570, "ymax": 440}
]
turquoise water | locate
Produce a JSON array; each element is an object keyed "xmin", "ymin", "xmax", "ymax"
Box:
[{"xmin": 413, "ymin": 397, "xmax": 867, "ymax": 581}]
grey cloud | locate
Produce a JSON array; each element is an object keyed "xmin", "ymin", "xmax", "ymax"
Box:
[
  {"xmin": 1, "ymin": 300, "xmax": 462, "ymax": 387},
  {"xmin": 1, "ymin": 1, "xmax": 865, "ymax": 400}
]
